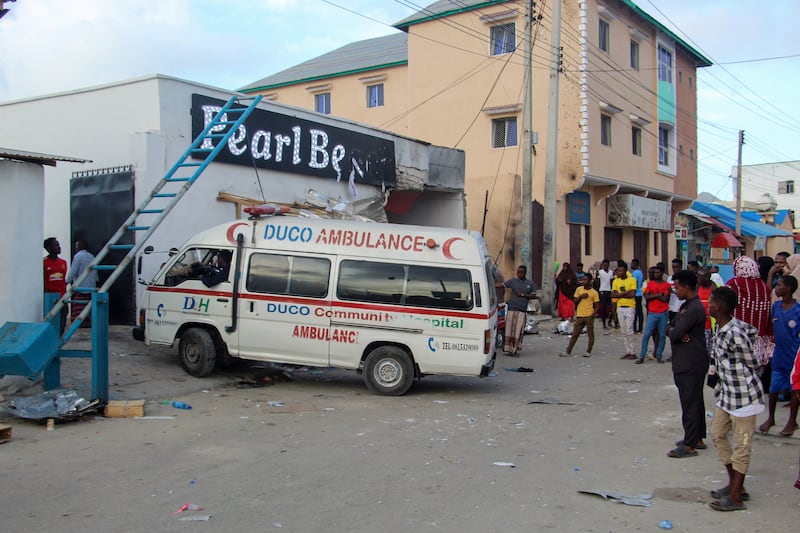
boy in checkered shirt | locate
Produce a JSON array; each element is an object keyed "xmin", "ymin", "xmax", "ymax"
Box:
[{"xmin": 706, "ymin": 286, "xmax": 765, "ymax": 511}]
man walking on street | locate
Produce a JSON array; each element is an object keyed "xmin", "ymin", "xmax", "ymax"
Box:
[{"xmin": 667, "ymin": 269, "xmax": 709, "ymax": 458}]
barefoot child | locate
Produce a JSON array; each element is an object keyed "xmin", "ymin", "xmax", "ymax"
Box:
[
  {"xmin": 707, "ymin": 286, "xmax": 765, "ymax": 511},
  {"xmin": 760, "ymin": 275, "xmax": 800, "ymax": 436}
]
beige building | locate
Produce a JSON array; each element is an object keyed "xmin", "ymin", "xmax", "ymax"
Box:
[{"xmin": 241, "ymin": 0, "xmax": 711, "ymax": 285}]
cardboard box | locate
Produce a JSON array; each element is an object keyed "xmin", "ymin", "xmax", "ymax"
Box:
[
  {"xmin": 104, "ymin": 400, "xmax": 145, "ymax": 418},
  {"xmin": 0, "ymin": 423, "xmax": 12, "ymax": 443}
]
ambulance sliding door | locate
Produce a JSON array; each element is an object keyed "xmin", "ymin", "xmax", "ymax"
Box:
[{"xmin": 237, "ymin": 252, "xmax": 332, "ymax": 366}]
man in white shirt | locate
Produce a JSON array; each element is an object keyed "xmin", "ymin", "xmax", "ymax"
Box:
[
  {"xmin": 710, "ymin": 265, "xmax": 725, "ymax": 287},
  {"xmin": 667, "ymin": 258, "xmax": 685, "ymax": 323},
  {"xmin": 597, "ymin": 259, "xmax": 615, "ymax": 329}
]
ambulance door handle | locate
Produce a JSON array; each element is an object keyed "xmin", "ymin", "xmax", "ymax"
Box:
[
  {"xmin": 217, "ymin": 298, "xmax": 229, "ymax": 303},
  {"xmin": 249, "ymin": 302, "xmax": 254, "ymax": 312}
]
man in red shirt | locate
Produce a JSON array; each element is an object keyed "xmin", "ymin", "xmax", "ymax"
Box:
[
  {"xmin": 43, "ymin": 237, "xmax": 67, "ymax": 333},
  {"xmin": 637, "ymin": 265, "xmax": 670, "ymax": 363}
]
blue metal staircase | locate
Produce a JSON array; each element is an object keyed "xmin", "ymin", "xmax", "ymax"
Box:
[{"xmin": 0, "ymin": 94, "xmax": 262, "ymax": 399}]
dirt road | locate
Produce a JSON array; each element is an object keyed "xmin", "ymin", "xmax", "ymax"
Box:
[{"xmin": 1, "ymin": 323, "xmax": 798, "ymax": 531}]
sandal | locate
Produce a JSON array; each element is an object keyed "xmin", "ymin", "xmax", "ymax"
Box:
[
  {"xmin": 667, "ymin": 445, "xmax": 698, "ymax": 458},
  {"xmin": 709, "ymin": 495, "xmax": 746, "ymax": 511},
  {"xmin": 675, "ymin": 439, "xmax": 707, "ymax": 450},
  {"xmin": 710, "ymin": 487, "xmax": 750, "ymax": 501}
]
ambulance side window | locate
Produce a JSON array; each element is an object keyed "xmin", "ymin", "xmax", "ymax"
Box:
[
  {"xmin": 162, "ymin": 248, "xmax": 215, "ymax": 287},
  {"xmin": 337, "ymin": 260, "xmax": 473, "ymax": 310},
  {"xmin": 246, "ymin": 253, "xmax": 330, "ymax": 298}
]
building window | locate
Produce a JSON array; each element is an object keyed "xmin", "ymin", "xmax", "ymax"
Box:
[
  {"xmin": 658, "ymin": 125, "xmax": 670, "ymax": 166},
  {"xmin": 315, "ymin": 93, "xmax": 331, "ymax": 115},
  {"xmin": 779, "ymin": 180, "xmax": 795, "ymax": 194},
  {"xmin": 599, "ymin": 19, "xmax": 610, "ymax": 53},
  {"xmin": 631, "ymin": 126, "xmax": 642, "ymax": 156},
  {"xmin": 490, "ymin": 23, "xmax": 515, "ymax": 55},
  {"xmin": 584, "ymin": 225, "xmax": 592, "ymax": 255},
  {"xmin": 690, "ymin": 148, "xmax": 695, "ymax": 160},
  {"xmin": 630, "ymin": 40, "xmax": 639, "ymax": 70},
  {"xmin": 366, "ymin": 84, "xmax": 384, "ymax": 108},
  {"xmin": 658, "ymin": 45, "xmax": 672, "ymax": 83},
  {"xmin": 601, "ymin": 114, "xmax": 612, "ymax": 146},
  {"xmin": 492, "ymin": 117, "xmax": 518, "ymax": 148}
]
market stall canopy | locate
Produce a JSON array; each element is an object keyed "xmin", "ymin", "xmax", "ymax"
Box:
[
  {"xmin": 690, "ymin": 201, "xmax": 792, "ymax": 238},
  {"xmin": 710, "ymin": 232, "xmax": 743, "ymax": 248}
]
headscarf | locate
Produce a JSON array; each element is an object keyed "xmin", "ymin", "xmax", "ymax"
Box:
[
  {"xmin": 556, "ymin": 262, "xmax": 577, "ymax": 298},
  {"xmin": 756, "ymin": 255, "xmax": 774, "ymax": 283},
  {"xmin": 733, "ymin": 256, "xmax": 760, "ymax": 280},
  {"xmin": 784, "ymin": 254, "xmax": 800, "ymax": 301}
]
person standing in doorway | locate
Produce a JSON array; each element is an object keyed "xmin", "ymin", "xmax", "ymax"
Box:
[
  {"xmin": 598, "ymin": 259, "xmax": 614, "ymax": 329},
  {"xmin": 560, "ymin": 274, "xmax": 599, "ymax": 358},
  {"xmin": 631, "ymin": 258, "xmax": 644, "ymax": 333},
  {"xmin": 612, "ymin": 261, "xmax": 638, "ymax": 359},
  {"xmin": 503, "ymin": 265, "xmax": 538, "ymax": 356},
  {"xmin": 66, "ymin": 240, "xmax": 99, "ymax": 327},
  {"xmin": 43, "ymin": 237, "xmax": 68, "ymax": 334},
  {"xmin": 667, "ymin": 269, "xmax": 709, "ymax": 459}
]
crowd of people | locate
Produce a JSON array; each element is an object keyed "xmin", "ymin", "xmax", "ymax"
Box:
[{"xmin": 545, "ymin": 252, "xmax": 800, "ymax": 511}]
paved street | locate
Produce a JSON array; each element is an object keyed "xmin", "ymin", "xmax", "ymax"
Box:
[{"xmin": 1, "ymin": 321, "xmax": 799, "ymax": 532}]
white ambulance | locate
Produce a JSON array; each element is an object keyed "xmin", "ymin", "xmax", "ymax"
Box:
[{"xmin": 133, "ymin": 214, "xmax": 499, "ymax": 395}]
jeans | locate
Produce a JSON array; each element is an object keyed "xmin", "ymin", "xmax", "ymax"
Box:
[
  {"xmin": 639, "ymin": 310, "xmax": 667, "ymax": 360},
  {"xmin": 634, "ymin": 296, "xmax": 643, "ymax": 332}
]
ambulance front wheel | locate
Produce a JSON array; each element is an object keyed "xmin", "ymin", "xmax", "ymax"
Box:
[
  {"xmin": 179, "ymin": 327, "xmax": 217, "ymax": 377},
  {"xmin": 363, "ymin": 346, "xmax": 414, "ymax": 396}
]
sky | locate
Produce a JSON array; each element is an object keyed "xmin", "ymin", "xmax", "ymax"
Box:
[{"xmin": 0, "ymin": 0, "xmax": 797, "ymax": 201}]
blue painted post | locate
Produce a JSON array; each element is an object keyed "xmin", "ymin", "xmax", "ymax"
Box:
[
  {"xmin": 43, "ymin": 292, "xmax": 61, "ymax": 390},
  {"xmin": 91, "ymin": 292, "xmax": 109, "ymax": 402}
]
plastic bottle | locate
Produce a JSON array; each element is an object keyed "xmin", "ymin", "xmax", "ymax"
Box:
[{"xmin": 172, "ymin": 401, "xmax": 192, "ymax": 409}]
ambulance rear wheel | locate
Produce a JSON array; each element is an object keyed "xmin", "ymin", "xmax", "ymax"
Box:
[
  {"xmin": 363, "ymin": 346, "xmax": 414, "ymax": 396},
  {"xmin": 179, "ymin": 327, "xmax": 216, "ymax": 377}
]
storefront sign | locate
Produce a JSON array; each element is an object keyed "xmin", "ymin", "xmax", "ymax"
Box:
[
  {"xmin": 675, "ymin": 225, "xmax": 688, "ymax": 240},
  {"xmin": 606, "ymin": 194, "xmax": 671, "ymax": 230},
  {"xmin": 190, "ymin": 94, "xmax": 396, "ymax": 188},
  {"xmin": 567, "ymin": 191, "xmax": 591, "ymax": 225}
]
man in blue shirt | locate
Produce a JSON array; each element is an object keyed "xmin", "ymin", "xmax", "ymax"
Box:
[
  {"xmin": 66, "ymin": 240, "xmax": 99, "ymax": 327},
  {"xmin": 631, "ymin": 258, "xmax": 644, "ymax": 333}
]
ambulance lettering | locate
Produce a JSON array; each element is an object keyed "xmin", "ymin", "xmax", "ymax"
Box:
[
  {"xmin": 183, "ymin": 296, "xmax": 210, "ymax": 313},
  {"xmin": 266, "ymin": 303, "xmax": 310, "ymax": 316},
  {"xmin": 293, "ymin": 325, "xmax": 358, "ymax": 343},
  {"xmin": 316, "ymin": 229, "xmax": 425, "ymax": 252},
  {"xmin": 263, "ymin": 224, "xmax": 313, "ymax": 243}
]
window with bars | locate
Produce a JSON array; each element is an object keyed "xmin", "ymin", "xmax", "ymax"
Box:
[
  {"xmin": 490, "ymin": 23, "xmax": 515, "ymax": 55},
  {"xmin": 779, "ymin": 180, "xmax": 795, "ymax": 194},
  {"xmin": 601, "ymin": 114, "xmax": 612, "ymax": 146},
  {"xmin": 315, "ymin": 93, "xmax": 331, "ymax": 114},
  {"xmin": 367, "ymin": 84, "xmax": 384, "ymax": 108},
  {"xmin": 491, "ymin": 117, "xmax": 518, "ymax": 148}
]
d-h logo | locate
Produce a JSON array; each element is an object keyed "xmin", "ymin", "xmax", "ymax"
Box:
[{"xmin": 183, "ymin": 297, "xmax": 210, "ymax": 313}]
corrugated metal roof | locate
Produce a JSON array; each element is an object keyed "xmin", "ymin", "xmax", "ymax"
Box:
[
  {"xmin": 690, "ymin": 201, "xmax": 792, "ymax": 238},
  {"xmin": 0, "ymin": 147, "xmax": 90, "ymax": 167},
  {"xmin": 240, "ymin": 33, "xmax": 408, "ymax": 92}
]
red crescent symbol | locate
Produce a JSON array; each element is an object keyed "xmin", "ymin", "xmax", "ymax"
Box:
[
  {"xmin": 226, "ymin": 222, "xmax": 249, "ymax": 243},
  {"xmin": 442, "ymin": 237, "xmax": 464, "ymax": 260}
]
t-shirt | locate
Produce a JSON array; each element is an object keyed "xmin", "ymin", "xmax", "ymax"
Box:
[
  {"xmin": 43, "ymin": 256, "xmax": 67, "ymax": 296},
  {"xmin": 598, "ymin": 269, "xmax": 614, "ymax": 292},
  {"xmin": 667, "ymin": 274, "xmax": 685, "ymax": 312},
  {"xmin": 503, "ymin": 277, "xmax": 537, "ymax": 312},
  {"xmin": 632, "ymin": 269, "xmax": 643, "ymax": 297},
  {"xmin": 697, "ymin": 284, "xmax": 713, "ymax": 329},
  {"xmin": 643, "ymin": 279, "xmax": 670, "ymax": 314},
  {"xmin": 612, "ymin": 276, "xmax": 637, "ymax": 308},
  {"xmin": 574, "ymin": 286, "xmax": 599, "ymax": 317},
  {"xmin": 771, "ymin": 300, "xmax": 800, "ymax": 371}
]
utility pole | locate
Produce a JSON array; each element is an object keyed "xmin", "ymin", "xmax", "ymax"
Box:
[
  {"xmin": 520, "ymin": 1, "xmax": 534, "ymax": 280},
  {"xmin": 540, "ymin": 0, "xmax": 562, "ymax": 316},
  {"xmin": 735, "ymin": 130, "xmax": 744, "ymax": 237}
]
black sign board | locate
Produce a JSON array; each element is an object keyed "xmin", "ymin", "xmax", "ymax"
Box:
[{"xmin": 191, "ymin": 94, "xmax": 396, "ymax": 189}]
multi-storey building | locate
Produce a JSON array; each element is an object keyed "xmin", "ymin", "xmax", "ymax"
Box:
[
  {"xmin": 241, "ymin": 0, "xmax": 711, "ymax": 284},
  {"xmin": 737, "ymin": 160, "xmax": 800, "ymax": 229}
]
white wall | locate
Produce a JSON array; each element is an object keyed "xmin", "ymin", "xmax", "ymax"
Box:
[
  {"xmin": 0, "ymin": 160, "xmax": 45, "ymax": 324},
  {"xmin": 739, "ymin": 161, "xmax": 800, "ymax": 227}
]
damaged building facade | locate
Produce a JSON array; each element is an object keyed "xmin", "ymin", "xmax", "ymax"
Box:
[{"xmin": 0, "ymin": 75, "xmax": 466, "ymax": 324}]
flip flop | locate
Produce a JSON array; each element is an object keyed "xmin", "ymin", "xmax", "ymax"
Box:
[
  {"xmin": 709, "ymin": 495, "xmax": 746, "ymax": 511},
  {"xmin": 710, "ymin": 487, "xmax": 750, "ymax": 501},
  {"xmin": 675, "ymin": 439, "xmax": 707, "ymax": 450},
  {"xmin": 667, "ymin": 445, "xmax": 698, "ymax": 458},
  {"xmin": 779, "ymin": 427, "xmax": 797, "ymax": 437}
]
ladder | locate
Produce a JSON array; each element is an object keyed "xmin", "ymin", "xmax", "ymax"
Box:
[{"xmin": 45, "ymin": 94, "xmax": 263, "ymax": 343}]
